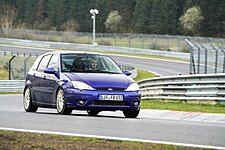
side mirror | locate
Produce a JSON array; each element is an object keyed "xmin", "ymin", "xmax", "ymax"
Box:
[
  {"xmin": 123, "ymin": 70, "xmax": 131, "ymax": 76},
  {"xmin": 43, "ymin": 68, "xmax": 56, "ymax": 74}
]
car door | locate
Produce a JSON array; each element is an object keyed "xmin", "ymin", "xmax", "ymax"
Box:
[
  {"xmin": 43, "ymin": 54, "xmax": 59, "ymax": 104},
  {"xmin": 34, "ymin": 54, "xmax": 52, "ymax": 104}
]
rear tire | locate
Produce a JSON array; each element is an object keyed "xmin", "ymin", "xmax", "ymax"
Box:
[
  {"xmin": 123, "ymin": 108, "xmax": 140, "ymax": 118},
  {"xmin": 23, "ymin": 87, "xmax": 38, "ymax": 112},
  {"xmin": 56, "ymin": 88, "xmax": 72, "ymax": 115},
  {"xmin": 87, "ymin": 110, "xmax": 99, "ymax": 116}
]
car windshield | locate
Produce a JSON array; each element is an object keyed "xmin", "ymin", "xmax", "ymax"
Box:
[{"xmin": 61, "ymin": 54, "xmax": 123, "ymax": 74}]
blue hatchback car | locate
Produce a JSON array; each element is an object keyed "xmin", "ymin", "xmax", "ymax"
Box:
[{"xmin": 23, "ymin": 51, "xmax": 141, "ymax": 118}]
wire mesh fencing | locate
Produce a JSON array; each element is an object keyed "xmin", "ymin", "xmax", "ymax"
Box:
[
  {"xmin": 186, "ymin": 39, "xmax": 225, "ymax": 74},
  {"xmin": 1, "ymin": 28, "xmax": 224, "ymax": 53}
]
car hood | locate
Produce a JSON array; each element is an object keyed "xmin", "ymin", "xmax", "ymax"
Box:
[{"xmin": 64, "ymin": 73, "xmax": 134, "ymax": 89}]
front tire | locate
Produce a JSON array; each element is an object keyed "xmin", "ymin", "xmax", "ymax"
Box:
[
  {"xmin": 123, "ymin": 108, "xmax": 140, "ymax": 118},
  {"xmin": 23, "ymin": 87, "xmax": 38, "ymax": 112},
  {"xmin": 56, "ymin": 88, "xmax": 72, "ymax": 115}
]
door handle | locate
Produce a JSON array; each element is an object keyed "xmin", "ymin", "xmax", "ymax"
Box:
[{"xmin": 43, "ymin": 76, "xmax": 46, "ymax": 80}]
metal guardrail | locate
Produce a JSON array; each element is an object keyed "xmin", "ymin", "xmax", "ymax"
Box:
[
  {"xmin": 0, "ymin": 80, "xmax": 25, "ymax": 92},
  {"xmin": 138, "ymin": 73, "xmax": 225, "ymax": 104}
]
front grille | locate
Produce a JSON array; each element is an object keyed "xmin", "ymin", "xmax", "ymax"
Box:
[
  {"xmin": 91, "ymin": 100, "xmax": 130, "ymax": 106},
  {"xmin": 95, "ymin": 88, "xmax": 125, "ymax": 91}
]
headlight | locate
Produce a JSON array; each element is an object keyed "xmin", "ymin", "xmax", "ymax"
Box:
[
  {"xmin": 125, "ymin": 83, "xmax": 140, "ymax": 91},
  {"xmin": 71, "ymin": 81, "xmax": 94, "ymax": 90}
]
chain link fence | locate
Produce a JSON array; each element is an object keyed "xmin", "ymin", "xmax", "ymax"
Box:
[
  {"xmin": 1, "ymin": 28, "xmax": 225, "ymax": 53},
  {"xmin": 0, "ymin": 51, "xmax": 37, "ymax": 80},
  {"xmin": 186, "ymin": 39, "xmax": 225, "ymax": 74}
]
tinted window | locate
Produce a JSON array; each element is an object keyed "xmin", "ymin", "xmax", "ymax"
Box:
[
  {"xmin": 37, "ymin": 54, "xmax": 52, "ymax": 72},
  {"xmin": 48, "ymin": 54, "xmax": 58, "ymax": 71}
]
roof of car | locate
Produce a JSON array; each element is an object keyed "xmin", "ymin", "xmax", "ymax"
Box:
[{"xmin": 52, "ymin": 50, "xmax": 105, "ymax": 55}]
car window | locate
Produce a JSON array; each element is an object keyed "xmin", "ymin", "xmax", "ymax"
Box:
[
  {"xmin": 37, "ymin": 54, "xmax": 52, "ymax": 72},
  {"xmin": 48, "ymin": 54, "xmax": 58, "ymax": 71},
  {"xmin": 31, "ymin": 55, "xmax": 43, "ymax": 71},
  {"xmin": 61, "ymin": 54, "xmax": 123, "ymax": 74}
]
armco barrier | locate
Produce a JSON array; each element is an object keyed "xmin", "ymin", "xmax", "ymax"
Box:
[
  {"xmin": 0, "ymin": 80, "xmax": 25, "ymax": 92},
  {"xmin": 138, "ymin": 73, "xmax": 225, "ymax": 104}
]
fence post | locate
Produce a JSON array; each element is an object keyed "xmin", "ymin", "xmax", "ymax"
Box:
[
  {"xmin": 213, "ymin": 46, "xmax": 218, "ymax": 73},
  {"xmin": 9, "ymin": 55, "xmax": 16, "ymax": 80},
  {"xmin": 141, "ymin": 34, "xmax": 144, "ymax": 49},
  {"xmin": 128, "ymin": 33, "xmax": 131, "ymax": 47},
  {"xmin": 114, "ymin": 33, "xmax": 117, "ymax": 46},
  {"xmin": 197, "ymin": 47, "xmax": 200, "ymax": 74},
  {"xmin": 224, "ymin": 50, "xmax": 225, "ymax": 73},
  {"xmin": 177, "ymin": 36, "xmax": 181, "ymax": 52},
  {"xmin": 166, "ymin": 35, "xmax": 169, "ymax": 50},
  {"xmin": 204, "ymin": 46, "xmax": 208, "ymax": 74}
]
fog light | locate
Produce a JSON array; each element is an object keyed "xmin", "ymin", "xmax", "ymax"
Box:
[
  {"xmin": 77, "ymin": 99, "xmax": 85, "ymax": 105},
  {"xmin": 133, "ymin": 101, "xmax": 139, "ymax": 106}
]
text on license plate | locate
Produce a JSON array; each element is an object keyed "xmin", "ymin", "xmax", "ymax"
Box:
[{"xmin": 99, "ymin": 94, "xmax": 123, "ymax": 101}]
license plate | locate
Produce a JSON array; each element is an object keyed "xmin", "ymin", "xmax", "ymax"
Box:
[{"xmin": 99, "ymin": 94, "xmax": 123, "ymax": 101}]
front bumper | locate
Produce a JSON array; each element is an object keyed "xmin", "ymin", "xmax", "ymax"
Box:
[{"xmin": 64, "ymin": 88, "xmax": 141, "ymax": 111}]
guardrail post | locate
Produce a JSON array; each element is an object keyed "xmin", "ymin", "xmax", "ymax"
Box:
[{"xmin": 9, "ymin": 55, "xmax": 16, "ymax": 80}]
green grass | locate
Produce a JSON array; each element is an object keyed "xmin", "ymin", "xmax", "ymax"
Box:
[
  {"xmin": 0, "ymin": 92, "xmax": 22, "ymax": 94},
  {"xmin": 0, "ymin": 69, "xmax": 8, "ymax": 80},
  {"xmin": 134, "ymin": 70, "xmax": 155, "ymax": 82},
  {"xmin": 0, "ymin": 130, "xmax": 200, "ymax": 150},
  {"xmin": 105, "ymin": 51, "xmax": 188, "ymax": 62},
  {"xmin": 141, "ymin": 100, "xmax": 225, "ymax": 114}
]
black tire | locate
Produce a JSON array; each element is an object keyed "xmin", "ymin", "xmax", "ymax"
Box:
[
  {"xmin": 87, "ymin": 110, "xmax": 99, "ymax": 116},
  {"xmin": 23, "ymin": 87, "xmax": 38, "ymax": 112},
  {"xmin": 123, "ymin": 108, "xmax": 140, "ymax": 118},
  {"xmin": 56, "ymin": 88, "xmax": 72, "ymax": 115}
]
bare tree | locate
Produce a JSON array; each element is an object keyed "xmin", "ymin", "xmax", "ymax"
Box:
[{"xmin": 0, "ymin": 3, "xmax": 17, "ymax": 37}]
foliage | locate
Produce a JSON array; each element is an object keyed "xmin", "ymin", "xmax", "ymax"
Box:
[
  {"xmin": 0, "ymin": 2, "xmax": 17, "ymax": 36},
  {"xmin": 0, "ymin": 0, "xmax": 225, "ymax": 37},
  {"xmin": 61, "ymin": 19, "xmax": 79, "ymax": 31},
  {"xmin": 179, "ymin": 6, "xmax": 204, "ymax": 35},
  {"xmin": 104, "ymin": 11, "xmax": 122, "ymax": 32}
]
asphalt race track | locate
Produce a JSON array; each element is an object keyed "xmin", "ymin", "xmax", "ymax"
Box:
[
  {"xmin": 0, "ymin": 94, "xmax": 225, "ymax": 149},
  {"xmin": 1, "ymin": 45, "xmax": 224, "ymax": 149}
]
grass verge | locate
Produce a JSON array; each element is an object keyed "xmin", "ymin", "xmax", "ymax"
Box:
[
  {"xmin": 141, "ymin": 100, "xmax": 225, "ymax": 114},
  {"xmin": 0, "ymin": 92, "xmax": 22, "ymax": 94},
  {"xmin": 0, "ymin": 130, "xmax": 200, "ymax": 150},
  {"xmin": 106, "ymin": 52, "xmax": 188, "ymax": 62},
  {"xmin": 134, "ymin": 70, "xmax": 155, "ymax": 82}
]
